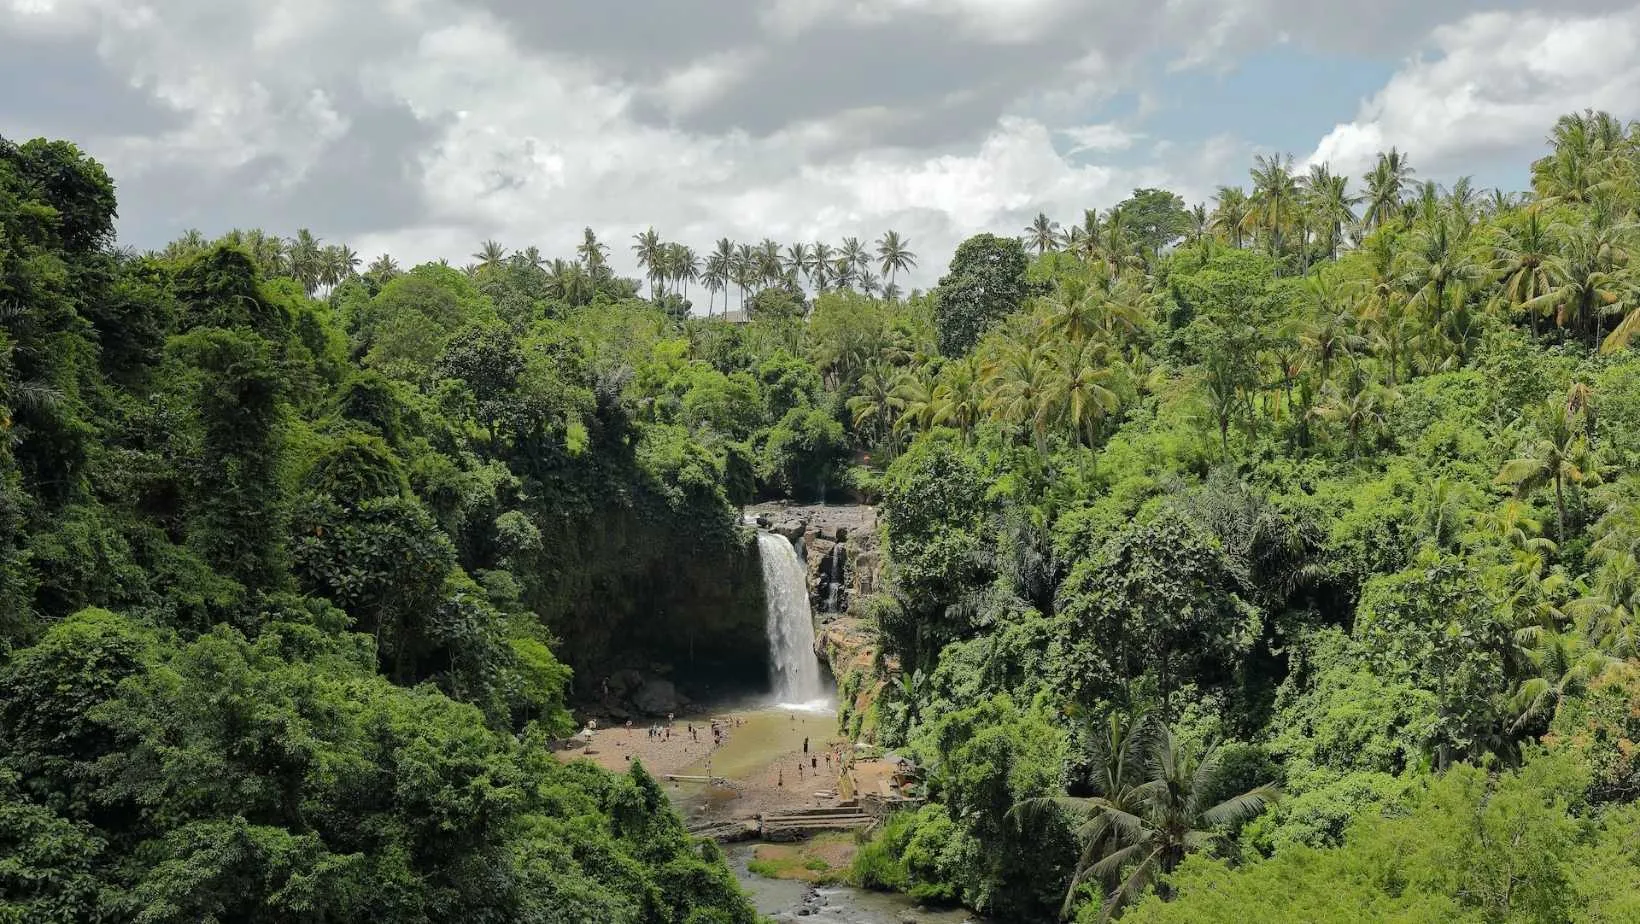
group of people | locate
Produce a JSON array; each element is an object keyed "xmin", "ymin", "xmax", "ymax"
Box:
[
  {"xmin": 616, "ymin": 712, "xmax": 743, "ymax": 747},
  {"xmin": 773, "ymin": 734, "xmax": 848, "ymax": 789}
]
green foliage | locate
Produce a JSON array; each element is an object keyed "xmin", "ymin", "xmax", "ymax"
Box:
[
  {"xmin": 1125, "ymin": 751, "xmax": 1597, "ymax": 924},
  {"xmin": 934, "ymin": 233, "xmax": 1031, "ymax": 356}
]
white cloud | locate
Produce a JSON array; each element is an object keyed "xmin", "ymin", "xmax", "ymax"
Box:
[
  {"xmin": 11, "ymin": 0, "xmax": 1620, "ymax": 300},
  {"xmin": 1060, "ymin": 124, "xmax": 1141, "ymax": 155},
  {"xmin": 1308, "ymin": 8, "xmax": 1640, "ymax": 176}
]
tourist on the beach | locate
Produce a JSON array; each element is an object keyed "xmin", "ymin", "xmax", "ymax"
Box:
[
  {"xmin": 803, "ymin": 737, "xmax": 809, "ymax": 754},
  {"xmin": 777, "ymin": 769, "xmax": 784, "ymax": 788},
  {"xmin": 811, "ymin": 756, "xmax": 817, "ymax": 770}
]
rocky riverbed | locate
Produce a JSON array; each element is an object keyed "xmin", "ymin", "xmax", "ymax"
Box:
[{"xmin": 726, "ymin": 843, "xmax": 982, "ymax": 923}]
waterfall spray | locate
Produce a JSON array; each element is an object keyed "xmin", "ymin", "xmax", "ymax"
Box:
[{"xmin": 756, "ymin": 532, "xmax": 827, "ymax": 705}]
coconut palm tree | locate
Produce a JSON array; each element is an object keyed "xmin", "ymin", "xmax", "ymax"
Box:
[
  {"xmin": 473, "ymin": 239, "xmax": 509, "ymax": 271},
  {"xmin": 784, "ymin": 242, "xmax": 811, "ymax": 288},
  {"xmin": 983, "ymin": 340, "xmax": 1055, "ymax": 453},
  {"xmin": 709, "ymin": 238, "xmax": 735, "ymax": 315},
  {"xmin": 1042, "ymin": 339, "xmax": 1122, "ymax": 448},
  {"xmin": 1020, "ymin": 719, "xmax": 1278, "ymax": 922},
  {"xmin": 1316, "ymin": 380, "xmax": 1396, "ymax": 457},
  {"xmin": 758, "ymin": 238, "xmax": 784, "ymax": 289},
  {"xmin": 288, "ymin": 228, "xmax": 324, "ymax": 296},
  {"xmin": 1496, "ymin": 397, "xmax": 1598, "ymax": 544},
  {"xmin": 1210, "ymin": 187, "xmax": 1250, "ymax": 248},
  {"xmin": 1026, "ymin": 212, "xmax": 1062, "ymax": 256},
  {"xmin": 1363, "ymin": 148, "xmax": 1416, "ymax": 229},
  {"xmin": 1491, "ymin": 208, "xmax": 1564, "ymax": 337},
  {"xmin": 1247, "ymin": 153, "xmax": 1299, "ymax": 263},
  {"xmin": 930, "ymin": 356, "xmax": 982, "ymax": 444},
  {"xmin": 1528, "ymin": 212, "xmax": 1632, "ymax": 347},
  {"xmin": 1302, "ymin": 164, "xmax": 1357, "ymax": 262},
  {"xmin": 807, "ymin": 241, "xmax": 835, "ymax": 292},
  {"xmin": 839, "ymin": 236, "xmax": 870, "ymax": 282},
  {"xmin": 875, "ymin": 230, "xmax": 917, "ymax": 292},
  {"xmin": 666, "ymin": 242, "xmax": 699, "ymax": 301},
  {"xmin": 733, "ymin": 243, "xmax": 758, "ymax": 307},
  {"xmin": 1510, "ymin": 631, "xmax": 1619, "ymax": 732},
  {"xmin": 704, "ymin": 252, "xmax": 729, "ymax": 316},
  {"xmin": 367, "ymin": 253, "xmax": 400, "ymax": 280},
  {"xmin": 577, "ymin": 228, "xmax": 609, "ymax": 276},
  {"xmin": 1398, "ymin": 215, "xmax": 1486, "ymax": 335},
  {"xmin": 631, "ymin": 227, "xmax": 664, "ymax": 298}
]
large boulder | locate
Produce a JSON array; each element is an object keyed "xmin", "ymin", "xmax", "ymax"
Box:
[
  {"xmin": 633, "ymin": 678, "xmax": 683, "ymax": 715},
  {"xmin": 772, "ymin": 519, "xmax": 807, "ymax": 540}
]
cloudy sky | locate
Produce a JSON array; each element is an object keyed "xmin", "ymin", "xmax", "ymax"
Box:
[{"xmin": 4, "ymin": 0, "xmax": 1638, "ymax": 289}]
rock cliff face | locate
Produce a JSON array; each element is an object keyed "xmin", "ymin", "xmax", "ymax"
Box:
[{"xmin": 746, "ymin": 503, "xmax": 886, "ymax": 737}]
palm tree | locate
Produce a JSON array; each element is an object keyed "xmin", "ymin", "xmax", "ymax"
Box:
[
  {"xmin": 931, "ymin": 356, "xmax": 982, "ymax": 444},
  {"xmin": 288, "ymin": 228, "xmax": 324, "ymax": 296},
  {"xmin": 1363, "ymin": 148, "xmax": 1415, "ymax": 229},
  {"xmin": 367, "ymin": 253, "xmax": 400, "ymax": 280},
  {"xmin": 983, "ymin": 340, "xmax": 1055, "ymax": 454},
  {"xmin": 1184, "ymin": 203, "xmax": 1209, "ymax": 247},
  {"xmin": 1529, "ymin": 213, "xmax": 1631, "ymax": 347},
  {"xmin": 1496, "ymin": 398, "xmax": 1597, "ymax": 543},
  {"xmin": 666, "ymin": 242, "xmax": 699, "ymax": 301},
  {"xmin": 1398, "ymin": 215, "xmax": 1486, "ymax": 335},
  {"xmin": 860, "ymin": 269, "xmax": 882, "ymax": 297},
  {"xmin": 1510, "ymin": 631, "xmax": 1618, "ymax": 732},
  {"xmin": 1247, "ymin": 153, "xmax": 1299, "ymax": 263},
  {"xmin": 1302, "ymin": 164, "xmax": 1357, "ymax": 262},
  {"xmin": 473, "ymin": 239, "xmax": 509, "ymax": 271},
  {"xmin": 1021, "ymin": 719, "xmax": 1278, "ymax": 921},
  {"xmin": 841, "ymin": 236, "xmax": 871, "ymax": 281},
  {"xmin": 710, "ymin": 238, "xmax": 735, "ymax": 315},
  {"xmin": 846, "ymin": 362, "xmax": 905, "ymax": 455},
  {"xmin": 758, "ymin": 238, "xmax": 784, "ymax": 289},
  {"xmin": 1316, "ymin": 381, "xmax": 1395, "ymax": 457},
  {"xmin": 1210, "ymin": 187, "xmax": 1250, "ymax": 248},
  {"xmin": 784, "ymin": 242, "xmax": 811, "ymax": 288},
  {"xmin": 875, "ymin": 230, "xmax": 917, "ymax": 291},
  {"xmin": 631, "ymin": 227, "xmax": 664, "ymax": 298},
  {"xmin": 577, "ymin": 228, "xmax": 609, "ymax": 276},
  {"xmin": 733, "ymin": 242, "xmax": 758, "ymax": 306},
  {"xmin": 807, "ymin": 241, "xmax": 835, "ymax": 292},
  {"xmin": 1300, "ymin": 275, "xmax": 1365, "ymax": 386},
  {"xmin": 1491, "ymin": 208, "xmax": 1563, "ymax": 337},
  {"xmin": 1041, "ymin": 339, "xmax": 1122, "ymax": 448},
  {"xmin": 704, "ymin": 253, "xmax": 728, "ymax": 316},
  {"xmin": 1025, "ymin": 212, "xmax": 1062, "ymax": 256},
  {"xmin": 832, "ymin": 254, "xmax": 858, "ymax": 291}
]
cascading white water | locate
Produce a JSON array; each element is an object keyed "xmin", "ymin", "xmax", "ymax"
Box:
[{"xmin": 756, "ymin": 531, "xmax": 827, "ymax": 705}]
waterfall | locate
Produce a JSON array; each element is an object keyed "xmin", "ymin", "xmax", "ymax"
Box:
[
  {"xmin": 824, "ymin": 544, "xmax": 845, "ymax": 613},
  {"xmin": 756, "ymin": 532, "xmax": 827, "ymax": 704}
]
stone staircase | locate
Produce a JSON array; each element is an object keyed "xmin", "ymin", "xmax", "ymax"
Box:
[{"xmin": 757, "ymin": 806, "xmax": 876, "ymax": 841}]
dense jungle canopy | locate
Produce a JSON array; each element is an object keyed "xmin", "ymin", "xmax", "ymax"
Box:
[{"xmin": 7, "ymin": 108, "xmax": 1640, "ymax": 921}]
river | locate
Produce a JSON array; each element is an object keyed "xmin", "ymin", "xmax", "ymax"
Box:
[{"xmin": 725, "ymin": 843, "xmax": 982, "ymax": 923}]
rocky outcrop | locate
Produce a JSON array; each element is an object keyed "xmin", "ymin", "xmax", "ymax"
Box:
[{"xmin": 745, "ymin": 502, "xmax": 883, "ymax": 620}]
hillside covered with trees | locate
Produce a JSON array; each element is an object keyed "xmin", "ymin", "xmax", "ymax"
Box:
[{"xmin": 7, "ymin": 106, "xmax": 1640, "ymax": 922}]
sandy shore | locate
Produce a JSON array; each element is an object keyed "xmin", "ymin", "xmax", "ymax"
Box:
[{"xmin": 574, "ymin": 708, "xmax": 850, "ymax": 823}]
